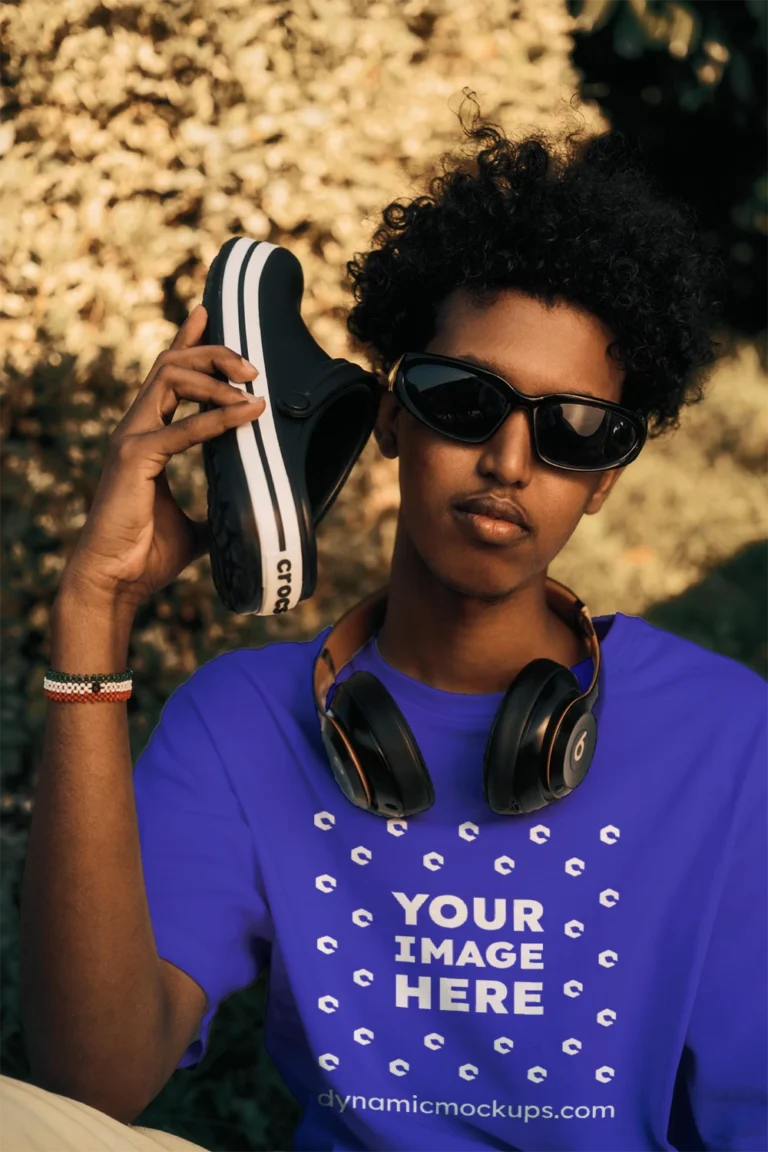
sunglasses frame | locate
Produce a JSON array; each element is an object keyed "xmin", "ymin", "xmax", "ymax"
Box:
[{"xmin": 386, "ymin": 351, "xmax": 648, "ymax": 473}]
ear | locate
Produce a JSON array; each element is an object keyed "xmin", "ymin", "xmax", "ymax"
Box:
[
  {"xmin": 373, "ymin": 389, "xmax": 400, "ymax": 460},
  {"xmin": 584, "ymin": 466, "xmax": 626, "ymax": 516}
]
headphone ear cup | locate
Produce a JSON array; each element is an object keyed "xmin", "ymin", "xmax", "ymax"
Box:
[
  {"xmin": 484, "ymin": 659, "xmax": 581, "ymax": 816},
  {"xmin": 332, "ymin": 671, "xmax": 435, "ymax": 817}
]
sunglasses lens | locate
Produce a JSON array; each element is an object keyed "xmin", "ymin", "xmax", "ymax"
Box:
[
  {"xmin": 536, "ymin": 401, "xmax": 640, "ymax": 469},
  {"xmin": 402, "ymin": 362, "xmax": 508, "ymax": 442}
]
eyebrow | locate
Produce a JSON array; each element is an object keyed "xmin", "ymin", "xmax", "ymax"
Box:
[{"xmin": 456, "ymin": 352, "xmax": 599, "ymax": 401}]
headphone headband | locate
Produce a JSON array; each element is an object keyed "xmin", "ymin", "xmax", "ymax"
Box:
[{"xmin": 313, "ymin": 577, "xmax": 601, "ymax": 716}]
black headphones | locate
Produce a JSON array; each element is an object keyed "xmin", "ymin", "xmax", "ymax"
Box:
[{"xmin": 313, "ymin": 576, "xmax": 603, "ymax": 818}]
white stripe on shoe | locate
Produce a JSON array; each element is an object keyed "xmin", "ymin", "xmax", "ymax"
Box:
[{"xmin": 220, "ymin": 238, "xmax": 304, "ymax": 615}]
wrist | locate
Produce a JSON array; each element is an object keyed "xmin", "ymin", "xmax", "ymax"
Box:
[
  {"xmin": 51, "ymin": 585, "xmax": 136, "ymax": 677},
  {"xmin": 54, "ymin": 571, "xmax": 139, "ymax": 626}
]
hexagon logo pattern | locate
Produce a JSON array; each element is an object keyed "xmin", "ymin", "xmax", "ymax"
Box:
[{"xmin": 313, "ymin": 811, "xmax": 335, "ymax": 831}]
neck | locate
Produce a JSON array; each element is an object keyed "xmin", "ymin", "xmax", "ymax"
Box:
[{"xmin": 376, "ymin": 522, "xmax": 585, "ymax": 694}]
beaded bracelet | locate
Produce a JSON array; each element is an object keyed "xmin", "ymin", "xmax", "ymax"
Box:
[{"xmin": 44, "ymin": 668, "xmax": 133, "ymax": 703}]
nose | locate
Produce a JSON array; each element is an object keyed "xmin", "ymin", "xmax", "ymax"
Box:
[{"xmin": 476, "ymin": 407, "xmax": 535, "ymax": 487}]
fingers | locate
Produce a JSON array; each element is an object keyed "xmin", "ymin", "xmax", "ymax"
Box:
[
  {"xmin": 136, "ymin": 395, "xmax": 266, "ymax": 463},
  {"xmin": 126, "ymin": 351, "xmax": 259, "ymax": 436},
  {"xmin": 170, "ymin": 344, "xmax": 258, "ymax": 378}
]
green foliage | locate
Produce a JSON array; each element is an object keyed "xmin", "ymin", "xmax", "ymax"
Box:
[
  {"xmin": 646, "ymin": 540, "xmax": 767, "ymax": 679},
  {"xmin": 568, "ymin": 0, "xmax": 767, "ymax": 342}
]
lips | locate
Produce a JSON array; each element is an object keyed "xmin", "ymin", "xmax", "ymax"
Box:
[{"xmin": 453, "ymin": 494, "xmax": 532, "ymax": 531}]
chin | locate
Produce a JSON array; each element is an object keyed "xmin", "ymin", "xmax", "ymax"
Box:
[{"xmin": 423, "ymin": 556, "xmax": 525, "ymax": 604}]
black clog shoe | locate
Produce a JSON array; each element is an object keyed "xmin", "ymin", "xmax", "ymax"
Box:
[{"xmin": 199, "ymin": 236, "xmax": 381, "ymax": 615}]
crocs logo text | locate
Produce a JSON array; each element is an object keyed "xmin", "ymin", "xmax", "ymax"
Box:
[{"xmin": 274, "ymin": 558, "xmax": 292, "ymax": 613}]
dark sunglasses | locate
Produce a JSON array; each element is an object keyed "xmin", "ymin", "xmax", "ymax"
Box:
[{"xmin": 387, "ymin": 352, "xmax": 647, "ymax": 472}]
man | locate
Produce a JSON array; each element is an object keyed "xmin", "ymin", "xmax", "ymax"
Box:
[{"xmin": 19, "ymin": 116, "xmax": 767, "ymax": 1151}]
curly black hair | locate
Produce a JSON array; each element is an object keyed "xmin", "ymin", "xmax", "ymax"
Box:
[{"xmin": 345, "ymin": 91, "xmax": 727, "ymax": 439}]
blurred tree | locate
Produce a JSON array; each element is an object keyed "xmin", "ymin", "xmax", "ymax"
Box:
[{"xmin": 568, "ymin": 0, "xmax": 767, "ymax": 347}]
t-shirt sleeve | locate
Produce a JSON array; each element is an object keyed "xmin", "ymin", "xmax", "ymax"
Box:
[
  {"xmin": 680, "ymin": 708, "xmax": 768, "ymax": 1150},
  {"xmin": 132, "ymin": 667, "xmax": 272, "ymax": 1068}
]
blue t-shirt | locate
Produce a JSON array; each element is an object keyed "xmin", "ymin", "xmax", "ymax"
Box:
[{"xmin": 132, "ymin": 609, "xmax": 768, "ymax": 1151}]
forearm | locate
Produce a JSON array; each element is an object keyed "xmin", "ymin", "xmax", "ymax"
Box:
[{"xmin": 20, "ymin": 586, "xmax": 170, "ymax": 1120}]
